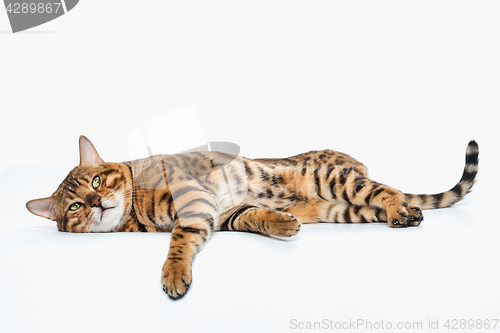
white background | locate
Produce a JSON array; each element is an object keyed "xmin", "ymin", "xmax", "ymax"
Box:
[{"xmin": 1, "ymin": 1, "xmax": 499, "ymax": 332}]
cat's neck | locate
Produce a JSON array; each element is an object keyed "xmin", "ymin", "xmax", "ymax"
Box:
[
  {"xmin": 116, "ymin": 201, "xmax": 142, "ymax": 232},
  {"xmin": 116, "ymin": 162, "xmax": 162, "ymax": 232},
  {"xmin": 115, "ymin": 162, "xmax": 141, "ymax": 232}
]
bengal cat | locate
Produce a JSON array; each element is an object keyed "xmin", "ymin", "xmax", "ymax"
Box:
[{"xmin": 26, "ymin": 136, "xmax": 479, "ymax": 300}]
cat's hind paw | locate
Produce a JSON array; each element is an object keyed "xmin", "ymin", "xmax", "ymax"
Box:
[
  {"xmin": 408, "ymin": 206, "xmax": 424, "ymax": 226},
  {"xmin": 387, "ymin": 206, "xmax": 409, "ymax": 228}
]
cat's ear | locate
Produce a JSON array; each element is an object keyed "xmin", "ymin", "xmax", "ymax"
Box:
[
  {"xmin": 79, "ymin": 135, "xmax": 104, "ymax": 166},
  {"xmin": 26, "ymin": 197, "xmax": 57, "ymax": 221}
]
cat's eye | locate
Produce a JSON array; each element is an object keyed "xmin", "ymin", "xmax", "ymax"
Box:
[
  {"xmin": 92, "ymin": 176, "xmax": 100, "ymax": 189},
  {"xmin": 69, "ymin": 203, "xmax": 81, "ymax": 211}
]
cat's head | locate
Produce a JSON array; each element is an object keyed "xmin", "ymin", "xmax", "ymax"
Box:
[{"xmin": 26, "ymin": 136, "xmax": 133, "ymax": 233}]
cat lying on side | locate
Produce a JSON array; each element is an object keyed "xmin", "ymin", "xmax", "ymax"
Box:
[{"xmin": 26, "ymin": 136, "xmax": 478, "ymax": 299}]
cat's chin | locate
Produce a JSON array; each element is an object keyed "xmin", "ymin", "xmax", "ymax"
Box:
[
  {"xmin": 91, "ymin": 208, "xmax": 123, "ymax": 232},
  {"xmin": 90, "ymin": 199, "xmax": 126, "ymax": 233}
]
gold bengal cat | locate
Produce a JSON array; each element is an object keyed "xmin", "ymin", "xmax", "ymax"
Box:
[{"xmin": 26, "ymin": 136, "xmax": 479, "ymax": 299}]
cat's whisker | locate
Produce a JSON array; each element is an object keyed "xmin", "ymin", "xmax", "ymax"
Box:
[
  {"xmin": 109, "ymin": 177, "xmax": 160, "ymax": 196},
  {"xmin": 122, "ymin": 196, "xmax": 158, "ymax": 205},
  {"xmin": 109, "ymin": 180, "xmax": 134, "ymax": 195},
  {"xmin": 107, "ymin": 176, "xmax": 137, "ymax": 194}
]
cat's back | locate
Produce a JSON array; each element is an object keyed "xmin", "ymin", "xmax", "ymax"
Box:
[
  {"xmin": 252, "ymin": 149, "xmax": 367, "ymax": 171},
  {"xmin": 129, "ymin": 151, "xmax": 245, "ymax": 184}
]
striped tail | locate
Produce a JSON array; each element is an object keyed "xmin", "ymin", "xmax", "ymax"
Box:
[{"xmin": 404, "ymin": 140, "xmax": 479, "ymax": 210}]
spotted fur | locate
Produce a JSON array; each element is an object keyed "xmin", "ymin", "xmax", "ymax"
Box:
[{"xmin": 26, "ymin": 136, "xmax": 478, "ymax": 299}]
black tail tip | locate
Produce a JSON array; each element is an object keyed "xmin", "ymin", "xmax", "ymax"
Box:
[
  {"xmin": 466, "ymin": 141, "xmax": 479, "ymax": 162},
  {"xmin": 467, "ymin": 140, "xmax": 479, "ymax": 151}
]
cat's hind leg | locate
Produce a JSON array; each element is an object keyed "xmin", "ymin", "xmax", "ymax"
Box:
[
  {"xmin": 218, "ymin": 206, "xmax": 302, "ymax": 237},
  {"xmin": 327, "ymin": 170, "xmax": 423, "ymax": 228},
  {"xmin": 283, "ymin": 200, "xmax": 385, "ymax": 223},
  {"xmin": 283, "ymin": 199, "xmax": 423, "ymax": 226}
]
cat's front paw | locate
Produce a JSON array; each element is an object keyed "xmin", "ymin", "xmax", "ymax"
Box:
[
  {"xmin": 267, "ymin": 212, "xmax": 302, "ymax": 237},
  {"xmin": 162, "ymin": 261, "xmax": 192, "ymax": 300}
]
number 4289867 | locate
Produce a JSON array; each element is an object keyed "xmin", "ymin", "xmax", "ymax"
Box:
[
  {"xmin": 6, "ymin": 3, "xmax": 62, "ymax": 14},
  {"xmin": 444, "ymin": 319, "xmax": 498, "ymax": 330}
]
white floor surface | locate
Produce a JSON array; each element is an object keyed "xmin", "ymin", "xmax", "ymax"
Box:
[{"xmin": 1, "ymin": 165, "xmax": 499, "ymax": 333}]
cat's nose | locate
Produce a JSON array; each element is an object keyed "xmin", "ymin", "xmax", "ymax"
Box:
[{"xmin": 90, "ymin": 195, "xmax": 101, "ymax": 208}]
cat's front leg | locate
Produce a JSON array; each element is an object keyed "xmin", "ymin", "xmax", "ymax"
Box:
[
  {"xmin": 161, "ymin": 186, "xmax": 218, "ymax": 299},
  {"xmin": 162, "ymin": 221, "xmax": 213, "ymax": 299}
]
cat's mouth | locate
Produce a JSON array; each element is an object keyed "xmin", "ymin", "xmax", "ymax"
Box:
[
  {"xmin": 99, "ymin": 205, "xmax": 117, "ymax": 222},
  {"xmin": 89, "ymin": 195, "xmax": 125, "ymax": 232}
]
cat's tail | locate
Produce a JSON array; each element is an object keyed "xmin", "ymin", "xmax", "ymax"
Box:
[{"xmin": 404, "ymin": 140, "xmax": 479, "ymax": 210}]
